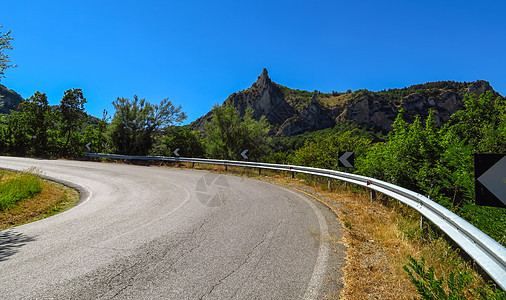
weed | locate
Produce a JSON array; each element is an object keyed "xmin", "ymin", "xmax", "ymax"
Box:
[
  {"xmin": 344, "ymin": 221, "xmax": 352, "ymax": 229},
  {"xmin": 404, "ymin": 256, "xmax": 506, "ymax": 299}
]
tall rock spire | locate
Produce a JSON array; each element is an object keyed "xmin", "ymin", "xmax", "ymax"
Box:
[{"xmin": 255, "ymin": 68, "xmax": 271, "ymax": 89}]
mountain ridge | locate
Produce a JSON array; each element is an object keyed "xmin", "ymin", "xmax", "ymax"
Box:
[
  {"xmin": 0, "ymin": 84, "xmax": 24, "ymax": 114},
  {"xmin": 191, "ymin": 69, "xmax": 501, "ymax": 136}
]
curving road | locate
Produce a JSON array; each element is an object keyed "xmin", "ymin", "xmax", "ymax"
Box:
[{"xmin": 0, "ymin": 157, "xmax": 343, "ymax": 299}]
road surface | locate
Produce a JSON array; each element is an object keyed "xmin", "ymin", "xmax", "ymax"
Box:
[{"xmin": 0, "ymin": 157, "xmax": 343, "ymax": 299}]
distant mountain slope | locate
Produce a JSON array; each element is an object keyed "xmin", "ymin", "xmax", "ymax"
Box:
[
  {"xmin": 0, "ymin": 84, "xmax": 24, "ymax": 114},
  {"xmin": 192, "ymin": 69, "xmax": 501, "ymax": 136}
]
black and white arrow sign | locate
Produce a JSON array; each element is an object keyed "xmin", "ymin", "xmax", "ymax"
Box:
[
  {"xmin": 474, "ymin": 154, "xmax": 506, "ymax": 208},
  {"xmin": 85, "ymin": 143, "xmax": 91, "ymax": 151},
  {"xmin": 241, "ymin": 150, "xmax": 249, "ymax": 160},
  {"xmin": 173, "ymin": 148, "xmax": 180, "ymax": 157},
  {"xmin": 338, "ymin": 152, "xmax": 354, "ymax": 168}
]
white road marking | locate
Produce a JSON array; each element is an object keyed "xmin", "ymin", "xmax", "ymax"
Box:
[{"xmin": 282, "ymin": 187, "xmax": 330, "ymax": 300}]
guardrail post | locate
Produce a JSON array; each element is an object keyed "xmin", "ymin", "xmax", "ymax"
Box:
[
  {"xmin": 420, "ymin": 196, "xmax": 428, "ymax": 230},
  {"xmin": 258, "ymin": 168, "xmax": 261, "ymax": 176},
  {"xmin": 225, "ymin": 164, "xmax": 228, "ymax": 171},
  {"xmin": 192, "ymin": 162, "xmax": 195, "ymax": 168},
  {"xmin": 328, "ymin": 179, "xmax": 332, "ymax": 191},
  {"xmin": 370, "ymin": 189, "xmax": 376, "ymax": 203}
]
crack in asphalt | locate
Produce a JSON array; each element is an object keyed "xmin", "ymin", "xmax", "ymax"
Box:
[
  {"xmin": 199, "ymin": 219, "xmax": 285, "ymax": 300},
  {"xmin": 98, "ymin": 218, "xmax": 210, "ymax": 299},
  {"xmin": 158, "ymin": 219, "xmax": 208, "ymax": 277}
]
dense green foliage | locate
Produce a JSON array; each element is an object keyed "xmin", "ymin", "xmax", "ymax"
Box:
[
  {"xmin": 204, "ymin": 105, "xmax": 270, "ymax": 160},
  {"xmin": 291, "ymin": 131, "xmax": 370, "ymax": 170},
  {"xmin": 267, "ymin": 120, "xmax": 384, "ymax": 160},
  {"xmin": 159, "ymin": 126, "xmax": 205, "ymax": 158},
  {"xmin": 0, "ymin": 89, "xmax": 108, "ymax": 157},
  {"xmin": 0, "ymin": 171, "xmax": 42, "ymax": 211}
]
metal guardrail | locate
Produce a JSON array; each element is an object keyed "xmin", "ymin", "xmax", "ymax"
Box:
[{"xmin": 85, "ymin": 152, "xmax": 506, "ymax": 290}]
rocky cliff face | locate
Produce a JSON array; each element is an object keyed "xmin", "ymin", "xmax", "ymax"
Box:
[
  {"xmin": 338, "ymin": 80, "xmax": 495, "ymax": 131},
  {"xmin": 0, "ymin": 84, "xmax": 24, "ymax": 114},
  {"xmin": 279, "ymin": 93, "xmax": 334, "ymax": 136},
  {"xmin": 192, "ymin": 70, "xmax": 500, "ymax": 136},
  {"xmin": 225, "ymin": 69, "xmax": 295, "ymax": 126}
]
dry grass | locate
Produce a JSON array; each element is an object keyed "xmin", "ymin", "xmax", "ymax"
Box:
[
  {"xmin": 317, "ymin": 93, "xmax": 352, "ymax": 108},
  {"xmin": 0, "ymin": 171, "xmax": 78, "ymax": 230},
  {"xmin": 327, "ymin": 189, "xmax": 419, "ymax": 299},
  {"xmin": 273, "ymin": 177, "xmax": 493, "ymax": 299}
]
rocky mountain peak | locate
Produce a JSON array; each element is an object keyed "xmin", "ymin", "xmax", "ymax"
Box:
[
  {"xmin": 254, "ymin": 68, "xmax": 271, "ymax": 89},
  {"xmin": 310, "ymin": 92, "xmax": 318, "ymax": 103},
  {"xmin": 467, "ymin": 80, "xmax": 492, "ymax": 96}
]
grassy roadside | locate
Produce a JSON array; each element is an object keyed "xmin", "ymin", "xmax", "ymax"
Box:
[
  {"xmin": 156, "ymin": 162, "xmax": 503, "ymax": 299},
  {"xmin": 0, "ymin": 169, "xmax": 79, "ymax": 230}
]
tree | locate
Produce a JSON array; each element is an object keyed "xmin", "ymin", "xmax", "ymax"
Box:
[
  {"xmin": 204, "ymin": 105, "xmax": 270, "ymax": 160},
  {"xmin": 0, "ymin": 25, "xmax": 16, "ymax": 80},
  {"xmin": 109, "ymin": 95, "xmax": 187, "ymax": 155},
  {"xmin": 82, "ymin": 110, "xmax": 110, "ymax": 154},
  {"xmin": 356, "ymin": 109, "xmax": 445, "ymax": 195},
  {"xmin": 18, "ymin": 92, "xmax": 54, "ymax": 156},
  {"xmin": 59, "ymin": 88, "xmax": 87, "ymax": 156},
  {"xmin": 448, "ymin": 91, "xmax": 505, "ymax": 153},
  {"xmin": 0, "ymin": 92, "xmax": 53, "ymax": 155},
  {"xmin": 4, "ymin": 111, "xmax": 30, "ymax": 155}
]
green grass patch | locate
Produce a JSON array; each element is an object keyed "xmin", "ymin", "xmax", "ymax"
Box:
[{"xmin": 0, "ymin": 171, "xmax": 43, "ymax": 211}]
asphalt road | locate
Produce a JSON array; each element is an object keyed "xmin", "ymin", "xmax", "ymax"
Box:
[{"xmin": 0, "ymin": 157, "xmax": 343, "ymax": 299}]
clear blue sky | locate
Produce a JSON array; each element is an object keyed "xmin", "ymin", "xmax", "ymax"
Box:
[{"xmin": 1, "ymin": 0, "xmax": 505, "ymax": 124}]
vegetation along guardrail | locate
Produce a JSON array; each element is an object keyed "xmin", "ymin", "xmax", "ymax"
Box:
[{"xmin": 85, "ymin": 152, "xmax": 506, "ymax": 290}]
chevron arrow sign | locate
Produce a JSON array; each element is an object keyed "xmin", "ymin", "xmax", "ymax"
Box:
[
  {"xmin": 474, "ymin": 153, "xmax": 506, "ymax": 208},
  {"xmin": 338, "ymin": 152, "xmax": 354, "ymax": 168}
]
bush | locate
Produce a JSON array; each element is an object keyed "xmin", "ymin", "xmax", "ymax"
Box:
[{"xmin": 291, "ymin": 130, "xmax": 371, "ymax": 170}]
